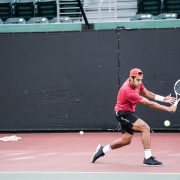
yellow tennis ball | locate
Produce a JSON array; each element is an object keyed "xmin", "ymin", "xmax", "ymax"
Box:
[
  {"xmin": 79, "ymin": 131, "xmax": 84, "ymax": 135},
  {"xmin": 164, "ymin": 120, "xmax": 171, "ymax": 127}
]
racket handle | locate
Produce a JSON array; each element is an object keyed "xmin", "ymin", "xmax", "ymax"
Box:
[{"xmin": 173, "ymin": 101, "xmax": 178, "ymax": 107}]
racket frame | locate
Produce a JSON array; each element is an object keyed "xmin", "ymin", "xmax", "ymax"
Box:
[{"xmin": 174, "ymin": 79, "xmax": 180, "ymax": 106}]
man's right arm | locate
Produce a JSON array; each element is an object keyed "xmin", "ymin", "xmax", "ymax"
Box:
[
  {"xmin": 140, "ymin": 97, "xmax": 177, "ymax": 113},
  {"xmin": 141, "ymin": 88, "xmax": 176, "ymax": 104}
]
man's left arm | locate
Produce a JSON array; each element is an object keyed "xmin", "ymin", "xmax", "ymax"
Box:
[
  {"xmin": 141, "ymin": 88, "xmax": 155, "ymax": 99},
  {"xmin": 141, "ymin": 88, "xmax": 176, "ymax": 104}
]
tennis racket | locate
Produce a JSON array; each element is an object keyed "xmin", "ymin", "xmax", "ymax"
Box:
[{"xmin": 174, "ymin": 79, "xmax": 180, "ymax": 106}]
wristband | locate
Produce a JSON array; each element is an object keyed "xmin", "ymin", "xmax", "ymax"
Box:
[{"xmin": 155, "ymin": 95, "xmax": 164, "ymax": 102}]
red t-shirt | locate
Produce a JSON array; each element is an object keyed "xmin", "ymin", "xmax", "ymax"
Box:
[{"xmin": 114, "ymin": 79, "xmax": 145, "ymax": 112}]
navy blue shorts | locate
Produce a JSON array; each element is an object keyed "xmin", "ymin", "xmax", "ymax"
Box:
[{"xmin": 115, "ymin": 111, "xmax": 139, "ymax": 135}]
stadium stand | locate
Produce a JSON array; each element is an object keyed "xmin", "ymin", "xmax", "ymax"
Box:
[
  {"xmin": 137, "ymin": 0, "xmax": 162, "ymax": 15},
  {"xmin": 135, "ymin": 0, "xmax": 179, "ymax": 21},
  {"xmin": 14, "ymin": 0, "xmax": 35, "ymax": 20},
  {"xmin": 116, "ymin": 0, "xmax": 137, "ymax": 21},
  {"xmin": 0, "ymin": 0, "xmax": 180, "ymax": 25},
  {"xmin": 4, "ymin": 17, "xmax": 26, "ymax": 24},
  {"xmin": 163, "ymin": 0, "xmax": 180, "ymax": 18},
  {"xmin": 27, "ymin": 16, "xmax": 49, "ymax": 23},
  {"xmin": 36, "ymin": 0, "xmax": 57, "ymax": 20},
  {"xmin": 59, "ymin": 0, "xmax": 83, "ymax": 21},
  {"xmin": 130, "ymin": 13, "xmax": 154, "ymax": 20},
  {"xmin": 50, "ymin": 16, "xmax": 73, "ymax": 23},
  {"xmin": 83, "ymin": 0, "xmax": 137, "ymax": 22},
  {"xmin": 0, "ymin": 0, "xmax": 13, "ymax": 21},
  {"xmin": 155, "ymin": 13, "xmax": 177, "ymax": 20}
]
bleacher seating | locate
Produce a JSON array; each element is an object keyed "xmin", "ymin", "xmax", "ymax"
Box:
[
  {"xmin": 0, "ymin": 18, "xmax": 3, "ymax": 24},
  {"xmin": 0, "ymin": 0, "xmax": 13, "ymax": 21},
  {"xmin": 14, "ymin": 0, "xmax": 35, "ymax": 20},
  {"xmin": 50, "ymin": 16, "xmax": 73, "ymax": 23},
  {"xmin": 59, "ymin": 0, "xmax": 82, "ymax": 20},
  {"xmin": 131, "ymin": 13, "xmax": 154, "ymax": 20},
  {"xmin": 27, "ymin": 16, "xmax": 49, "ymax": 23},
  {"xmin": 163, "ymin": 0, "xmax": 180, "ymax": 18},
  {"xmin": 36, "ymin": 0, "xmax": 57, "ymax": 20},
  {"xmin": 155, "ymin": 13, "xmax": 177, "ymax": 20},
  {"xmin": 0, "ymin": 0, "xmax": 180, "ymax": 24},
  {"xmin": 4, "ymin": 17, "xmax": 26, "ymax": 24},
  {"xmin": 0, "ymin": 0, "xmax": 57, "ymax": 23},
  {"xmin": 136, "ymin": 0, "xmax": 180, "ymax": 20},
  {"xmin": 137, "ymin": 0, "xmax": 162, "ymax": 16}
]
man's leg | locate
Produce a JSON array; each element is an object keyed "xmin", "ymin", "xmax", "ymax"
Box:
[
  {"xmin": 132, "ymin": 119, "xmax": 163, "ymax": 166},
  {"xmin": 91, "ymin": 133, "xmax": 133, "ymax": 163},
  {"xmin": 132, "ymin": 119, "xmax": 151, "ymax": 149},
  {"xmin": 110, "ymin": 132, "xmax": 133, "ymax": 149}
]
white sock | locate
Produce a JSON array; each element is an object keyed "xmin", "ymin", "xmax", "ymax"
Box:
[
  {"xmin": 144, "ymin": 149, "xmax": 152, "ymax": 159},
  {"xmin": 103, "ymin": 144, "xmax": 112, "ymax": 154}
]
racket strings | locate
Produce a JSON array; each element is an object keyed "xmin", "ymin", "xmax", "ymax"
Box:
[{"xmin": 174, "ymin": 81, "xmax": 180, "ymax": 95}]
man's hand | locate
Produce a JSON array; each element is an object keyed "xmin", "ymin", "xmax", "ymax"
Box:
[
  {"xmin": 140, "ymin": 97, "xmax": 177, "ymax": 112},
  {"xmin": 164, "ymin": 94, "xmax": 176, "ymax": 104},
  {"xmin": 168, "ymin": 105, "xmax": 177, "ymax": 113}
]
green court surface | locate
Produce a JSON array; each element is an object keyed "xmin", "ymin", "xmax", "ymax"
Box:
[{"xmin": 1, "ymin": 173, "xmax": 180, "ymax": 180}]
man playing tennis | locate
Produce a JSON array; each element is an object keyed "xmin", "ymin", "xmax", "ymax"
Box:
[{"xmin": 92, "ymin": 68, "xmax": 177, "ymax": 166}]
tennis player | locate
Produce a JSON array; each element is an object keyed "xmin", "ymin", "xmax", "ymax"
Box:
[{"xmin": 92, "ymin": 68, "xmax": 177, "ymax": 166}]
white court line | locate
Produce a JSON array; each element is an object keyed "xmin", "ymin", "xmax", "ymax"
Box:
[
  {"xmin": 8, "ymin": 156, "xmax": 34, "ymax": 160},
  {"xmin": 41, "ymin": 152, "xmax": 59, "ymax": 156},
  {"xmin": 0, "ymin": 172, "xmax": 180, "ymax": 174},
  {"xmin": 5, "ymin": 152, "xmax": 31, "ymax": 156},
  {"xmin": 0, "ymin": 172, "xmax": 180, "ymax": 180}
]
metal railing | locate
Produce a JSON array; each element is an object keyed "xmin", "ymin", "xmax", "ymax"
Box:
[{"xmin": 56, "ymin": 0, "xmax": 137, "ymax": 23}]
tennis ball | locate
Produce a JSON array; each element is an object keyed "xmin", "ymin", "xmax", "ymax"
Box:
[
  {"xmin": 79, "ymin": 131, "xmax": 84, "ymax": 135},
  {"xmin": 164, "ymin": 120, "xmax": 171, "ymax": 127}
]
